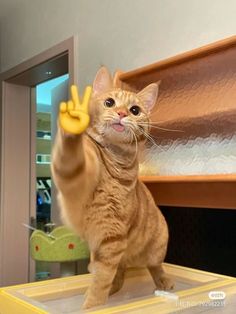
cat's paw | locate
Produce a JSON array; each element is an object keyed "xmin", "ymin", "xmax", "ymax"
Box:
[
  {"xmin": 59, "ymin": 85, "xmax": 92, "ymax": 135},
  {"xmin": 156, "ymin": 275, "xmax": 174, "ymax": 290},
  {"xmin": 82, "ymin": 295, "xmax": 107, "ymax": 310}
]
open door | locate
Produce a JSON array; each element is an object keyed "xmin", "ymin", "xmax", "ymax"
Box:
[
  {"xmin": 51, "ymin": 80, "xmax": 69, "ymax": 225},
  {"xmin": 29, "ymin": 78, "xmax": 69, "ymax": 282},
  {"xmin": 0, "ymin": 37, "xmax": 77, "ymax": 287}
]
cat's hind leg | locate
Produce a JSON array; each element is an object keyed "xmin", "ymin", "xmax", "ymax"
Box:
[
  {"xmin": 148, "ymin": 265, "xmax": 174, "ymax": 290},
  {"xmin": 109, "ymin": 262, "xmax": 126, "ymax": 295}
]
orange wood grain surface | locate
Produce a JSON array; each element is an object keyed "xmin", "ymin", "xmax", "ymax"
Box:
[
  {"xmin": 117, "ymin": 36, "xmax": 236, "ymax": 209},
  {"xmin": 140, "ymin": 176, "xmax": 236, "ymax": 209}
]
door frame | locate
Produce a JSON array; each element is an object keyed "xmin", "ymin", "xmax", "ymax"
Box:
[{"xmin": 0, "ymin": 36, "xmax": 78, "ymax": 286}]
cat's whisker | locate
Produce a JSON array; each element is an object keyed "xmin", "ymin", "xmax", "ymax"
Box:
[
  {"xmin": 142, "ymin": 132, "xmax": 160, "ymax": 142},
  {"xmin": 104, "ymin": 146, "xmax": 122, "ymax": 172},
  {"xmin": 145, "ymin": 120, "xmax": 168, "ymax": 124},
  {"xmin": 128, "ymin": 129, "xmax": 134, "ymax": 144},
  {"xmin": 138, "ymin": 122, "xmax": 184, "ymax": 133},
  {"xmin": 138, "ymin": 127, "xmax": 165, "ymax": 152},
  {"xmin": 129, "ymin": 129, "xmax": 138, "ymax": 162}
]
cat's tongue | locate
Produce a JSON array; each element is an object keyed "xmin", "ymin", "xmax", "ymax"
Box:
[{"xmin": 112, "ymin": 123, "xmax": 125, "ymax": 132}]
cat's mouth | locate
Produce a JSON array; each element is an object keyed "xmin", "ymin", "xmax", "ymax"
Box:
[{"xmin": 111, "ymin": 123, "xmax": 125, "ymax": 132}]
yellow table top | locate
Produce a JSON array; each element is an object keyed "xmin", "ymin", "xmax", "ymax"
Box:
[{"xmin": 0, "ymin": 263, "xmax": 235, "ymax": 313}]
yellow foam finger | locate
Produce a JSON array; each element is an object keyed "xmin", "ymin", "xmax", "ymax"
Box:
[
  {"xmin": 59, "ymin": 84, "xmax": 91, "ymax": 135},
  {"xmin": 82, "ymin": 86, "xmax": 92, "ymax": 111},
  {"xmin": 60, "ymin": 102, "xmax": 67, "ymax": 113},
  {"xmin": 67, "ymin": 100, "xmax": 74, "ymax": 111},
  {"xmin": 69, "ymin": 110, "xmax": 81, "ymax": 118},
  {"xmin": 77, "ymin": 112, "xmax": 90, "ymax": 133},
  {"xmin": 71, "ymin": 85, "xmax": 80, "ymax": 109}
]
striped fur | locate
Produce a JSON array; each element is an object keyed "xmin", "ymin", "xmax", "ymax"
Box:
[{"xmin": 51, "ymin": 67, "xmax": 173, "ymax": 309}]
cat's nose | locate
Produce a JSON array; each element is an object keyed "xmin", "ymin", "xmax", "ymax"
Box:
[{"xmin": 117, "ymin": 111, "xmax": 127, "ymax": 119}]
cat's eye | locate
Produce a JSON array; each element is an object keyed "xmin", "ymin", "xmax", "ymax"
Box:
[
  {"xmin": 104, "ymin": 98, "xmax": 115, "ymax": 108},
  {"xmin": 130, "ymin": 105, "xmax": 141, "ymax": 116}
]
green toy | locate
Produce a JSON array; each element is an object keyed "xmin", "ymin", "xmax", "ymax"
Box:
[{"xmin": 30, "ymin": 226, "xmax": 89, "ymax": 262}]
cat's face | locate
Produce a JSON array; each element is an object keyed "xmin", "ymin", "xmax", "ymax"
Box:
[{"xmin": 88, "ymin": 67, "xmax": 159, "ymax": 146}]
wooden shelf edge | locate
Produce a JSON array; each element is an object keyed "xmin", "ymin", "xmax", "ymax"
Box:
[
  {"xmin": 140, "ymin": 174, "xmax": 236, "ymax": 183},
  {"xmin": 119, "ymin": 35, "xmax": 236, "ymax": 83},
  {"xmin": 141, "ymin": 175, "xmax": 236, "ymax": 209}
]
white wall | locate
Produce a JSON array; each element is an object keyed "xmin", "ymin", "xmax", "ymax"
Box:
[{"xmin": 1, "ymin": 0, "xmax": 236, "ymax": 87}]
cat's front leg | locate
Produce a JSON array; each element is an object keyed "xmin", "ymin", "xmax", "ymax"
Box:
[
  {"xmin": 148, "ymin": 265, "xmax": 174, "ymax": 291},
  {"xmin": 82, "ymin": 237, "xmax": 127, "ymax": 309},
  {"xmin": 51, "ymin": 85, "xmax": 99, "ymax": 198}
]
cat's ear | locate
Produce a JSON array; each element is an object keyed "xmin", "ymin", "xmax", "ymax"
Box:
[
  {"xmin": 137, "ymin": 82, "xmax": 160, "ymax": 113},
  {"xmin": 93, "ymin": 67, "xmax": 113, "ymax": 95},
  {"xmin": 113, "ymin": 69, "xmax": 123, "ymax": 87}
]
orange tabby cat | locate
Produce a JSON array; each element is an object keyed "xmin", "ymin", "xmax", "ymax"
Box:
[{"xmin": 51, "ymin": 67, "xmax": 173, "ymax": 309}]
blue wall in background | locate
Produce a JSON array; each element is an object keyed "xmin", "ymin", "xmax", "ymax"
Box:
[{"xmin": 36, "ymin": 74, "xmax": 69, "ymax": 109}]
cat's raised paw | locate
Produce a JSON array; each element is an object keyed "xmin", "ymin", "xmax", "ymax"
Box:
[{"xmin": 59, "ymin": 85, "xmax": 92, "ymax": 135}]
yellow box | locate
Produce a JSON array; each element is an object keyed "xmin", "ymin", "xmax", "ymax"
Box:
[{"xmin": 0, "ymin": 263, "xmax": 235, "ymax": 313}]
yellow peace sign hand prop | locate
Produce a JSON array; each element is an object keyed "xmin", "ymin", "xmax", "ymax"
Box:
[{"xmin": 59, "ymin": 85, "xmax": 92, "ymax": 135}]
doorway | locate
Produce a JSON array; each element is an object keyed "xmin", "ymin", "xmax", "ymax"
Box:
[
  {"xmin": 0, "ymin": 37, "xmax": 78, "ymax": 286},
  {"xmin": 34, "ymin": 74, "xmax": 69, "ymax": 281}
]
